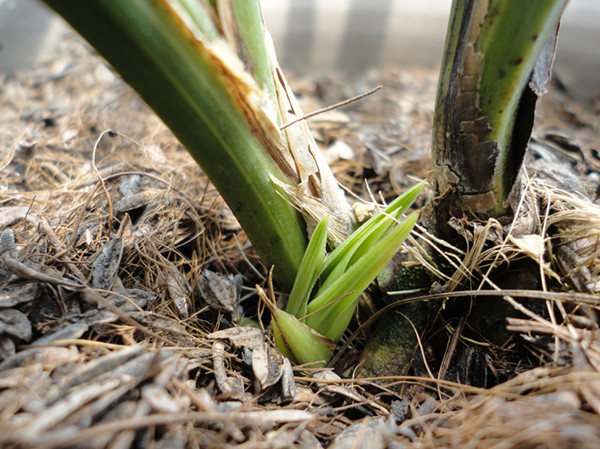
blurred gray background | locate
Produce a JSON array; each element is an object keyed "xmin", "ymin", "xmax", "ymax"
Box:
[{"xmin": 1, "ymin": 0, "xmax": 598, "ymax": 97}]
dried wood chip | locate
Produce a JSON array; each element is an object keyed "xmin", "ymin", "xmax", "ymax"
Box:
[
  {"xmin": 74, "ymin": 307, "xmax": 120, "ymax": 328},
  {"xmin": 0, "ymin": 206, "xmax": 31, "ymax": 228},
  {"xmin": 197, "ymin": 270, "xmax": 241, "ymax": 315},
  {"xmin": 31, "ymin": 322, "xmax": 89, "ymax": 346},
  {"xmin": 0, "ymin": 266, "xmax": 8, "ymax": 284},
  {"xmin": 558, "ymin": 245, "xmax": 594, "ymax": 293},
  {"xmin": 0, "ymin": 363, "xmax": 44, "ymax": 390},
  {"xmin": 0, "ymin": 388, "xmax": 20, "ymax": 414},
  {"xmin": 0, "ymin": 281, "xmax": 39, "ymax": 308},
  {"xmin": 0, "ymin": 308, "xmax": 32, "ymax": 341},
  {"xmin": 154, "ymin": 428, "xmax": 187, "ymax": 449},
  {"xmin": 238, "ymin": 409, "xmax": 313, "ymax": 425},
  {"xmin": 24, "ymin": 376, "xmax": 132, "ymax": 437},
  {"xmin": 164, "ymin": 264, "xmax": 191, "ymax": 319},
  {"xmin": 0, "ymin": 335, "xmax": 16, "ymax": 362},
  {"xmin": 21, "ymin": 409, "xmax": 314, "ymax": 449},
  {"xmin": 129, "ymin": 312, "xmax": 189, "ymax": 337},
  {"xmin": 260, "ymin": 345, "xmax": 287, "ymax": 389},
  {"xmin": 0, "ymin": 345, "xmax": 80, "ymax": 371},
  {"xmin": 209, "ymin": 326, "xmax": 263, "ymax": 348},
  {"xmin": 91, "ymin": 237, "xmax": 124, "ymax": 290},
  {"xmin": 19, "ymin": 374, "xmax": 54, "ymax": 415},
  {"xmin": 142, "ymin": 384, "xmax": 181, "ymax": 413},
  {"xmin": 312, "ymin": 370, "xmax": 364, "ymax": 403},
  {"xmin": 329, "ymin": 418, "xmax": 389, "ymax": 449},
  {"xmin": 105, "ymin": 288, "xmax": 153, "ymax": 312},
  {"xmin": 118, "ymin": 173, "xmax": 143, "ymax": 197},
  {"xmin": 107, "ymin": 350, "xmax": 175, "ymax": 383},
  {"xmin": 48, "ymin": 377, "xmax": 141, "ymax": 436},
  {"xmin": 280, "ymin": 357, "xmax": 297, "ymax": 400},
  {"xmin": 296, "ymin": 429, "xmax": 324, "ymax": 449},
  {"xmin": 0, "ymin": 228, "xmax": 16, "ymax": 256},
  {"xmin": 43, "ymin": 351, "xmax": 178, "ymax": 420},
  {"xmin": 90, "ymin": 400, "xmax": 139, "ymax": 448},
  {"xmin": 76, "ymin": 289, "xmax": 154, "ymax": 331},
  {"xmin": 247, "ymin": 333, "xmax": 270, "ymax": 385},
  {"xmin": 58, "ymin": 345, "xmax": 147, "ymax": 391},
  {"xmin": 114, "ymin": 190, "xmax": 158, "ymax": 214},
  {"xmin": 415, "ymin": 396, "xmax": 439, "ymax": 417},
  {"xmin": 106, "ymin": 401, "xmax": 152, "ymax": 449}
]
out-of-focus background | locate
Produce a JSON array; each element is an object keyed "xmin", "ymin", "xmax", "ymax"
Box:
[{"xmin": 1, "ymin": 0, "xmax": 598, "ymax": 98}]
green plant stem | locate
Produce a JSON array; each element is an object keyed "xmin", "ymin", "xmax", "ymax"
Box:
[
  {"xmin": 228, "ymin": 0, "xmax": 278, "ymax": 104},
  {"xmin": 43, "ymin": 0, "xmax": 307, "ymax": 290}
]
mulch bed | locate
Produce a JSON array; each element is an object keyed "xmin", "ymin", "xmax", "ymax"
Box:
[{"xmin": 1, "ymin": 31, "xmax": 600, "ymax": 448}]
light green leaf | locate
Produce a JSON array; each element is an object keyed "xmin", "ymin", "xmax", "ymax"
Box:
[
  {"xmin": 318, "ymin": 181, "xmax": 424, "ymax": 285},
  {"xmin": 307, "ymin": 211, "xmax": 419, "ymax": 340},
  {"xmin": 286, "ymin": 216, "xmax": 329, "ymax": 317},
  {"xmin": 314, "ymin": 181, "xmax": 424, "ymax": 299}
]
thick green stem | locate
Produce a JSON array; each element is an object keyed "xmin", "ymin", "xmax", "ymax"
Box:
[
  {"xmin": 431, "ymin": 0, "xmax": 567, "ymax": 229},
  {"xmin": 43, "ymin": 0, "xmax": 307, "ymax": 290},
  {"xmin": 227, "ymin": 1, "xmax": 277, "ymax": 102}
]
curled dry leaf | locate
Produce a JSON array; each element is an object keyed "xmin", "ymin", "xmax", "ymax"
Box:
[{"xmin": 211, "ymin": 340, "xmax": 246, "ymax": 399}]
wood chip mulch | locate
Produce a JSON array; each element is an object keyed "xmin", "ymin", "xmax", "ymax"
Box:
[{"xmin": 1, "ymin": 31, "xmax": 600, "ymax": 449}]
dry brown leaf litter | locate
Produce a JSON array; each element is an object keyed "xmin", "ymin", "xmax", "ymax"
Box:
[{"xmin": 1, "ymin": 31, "xmax": 600, "ymax": 448}]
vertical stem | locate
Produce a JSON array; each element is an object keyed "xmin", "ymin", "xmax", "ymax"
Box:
[
  {"xmin": 43, "ymin": 0, "xmax": 308, "ymax": 290},
  {"xmin": 431, "ymin": 0, "xmax": 567, "ymax": 231}
]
